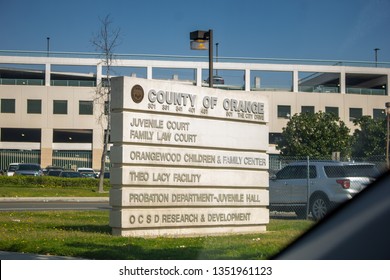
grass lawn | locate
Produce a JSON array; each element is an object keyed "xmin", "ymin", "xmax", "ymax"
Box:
[
  {"xmin": 0, "ymin": 210, "xmax": 314, "ymax": 260},
  {"xmin": 0, "ymin": 178, "xmax": 315, "ymax": 259}
]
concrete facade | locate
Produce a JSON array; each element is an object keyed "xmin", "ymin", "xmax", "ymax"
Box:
[{"xmin": 0, "ymin": 52, "xmax": 389, "ymax": 169}]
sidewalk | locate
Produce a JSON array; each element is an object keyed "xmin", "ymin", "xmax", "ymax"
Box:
[{"xmin": 0, "ymin": 251, "xmax": 84, "ymax": 260}]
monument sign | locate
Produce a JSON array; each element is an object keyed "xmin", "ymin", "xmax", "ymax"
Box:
[{"xmin": 109, "ymin": 77, "xmax": 269, "ymax": 237}]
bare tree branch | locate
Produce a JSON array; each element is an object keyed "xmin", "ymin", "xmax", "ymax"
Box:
[{"xmin": 91, "ymin": 14, "xmax": 121, "ymax": 193}]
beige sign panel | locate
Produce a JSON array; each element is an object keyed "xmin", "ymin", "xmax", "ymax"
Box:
[
  {"xmin": 110, "ymin": 188, "xmax": 269, "ymax": 207},
  {"xmin": 109, "ymin": 77, "xmax": 269, "ymax": 237},
  {"xmin": 110, "ymin": 145, "xmax": 268, "ymax": 170},
  {"xmin": 111, "ymin": 111, "xmax": 268, "ymax": 151},
  {"xmin": 110, "ymin": 166, "xmax": 268, "ymax": 187},
  {"xmin": 111, "ymin": 77, "xmax": 269, "ymax": 123},
  {"xmin": 110, "ymin": 208, "xmax": 269, "ymax": 229}
]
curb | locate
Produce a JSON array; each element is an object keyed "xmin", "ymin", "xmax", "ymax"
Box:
[{"xmin": 0, "ymin": 197, "xmax": 109, "ymax": 202}]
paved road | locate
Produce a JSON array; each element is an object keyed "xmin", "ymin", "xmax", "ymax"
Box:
[{"xmin": 0, "ymin": 197, "xmax": 110, "ymax": 211}]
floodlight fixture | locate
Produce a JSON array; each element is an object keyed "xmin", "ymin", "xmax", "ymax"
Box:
[{"xmin": 190, "ymin": 29, "xmax": 214, "ymax": 87}]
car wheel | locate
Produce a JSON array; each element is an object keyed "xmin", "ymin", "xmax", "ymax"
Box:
[{"xmin": 310, "ymin": 194, "xmax": 329, "ymax": 220}]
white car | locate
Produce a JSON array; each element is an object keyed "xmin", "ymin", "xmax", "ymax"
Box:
[
  {"xmin": 76, "ymin": 167, "xmax": 96, "ymax": 177},
  {"xmin": 6, "ymin": 163, "xmax": 19, "ymax": 176},
  {"xmin": 76, "ymin": 167, "xmax": 95, "ymax": 173},
  {"xmin": 269, "ymin": 160, "xmax": 379, "ymax": 220}
]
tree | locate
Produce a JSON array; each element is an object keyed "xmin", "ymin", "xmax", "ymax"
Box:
[
  {"xmin": 276, "ymin": 112, "xmax": 351, "ymax": 158},
  {"xmin": 91, "ymin": 15, "xmax": 121, "ymax": 193},
  {"xmin": 351, "ymin": 116, "xmax": 386, "ymax": 159}
]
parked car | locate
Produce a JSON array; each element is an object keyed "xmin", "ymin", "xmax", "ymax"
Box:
[
  {"xmin": 341, "ymin": 161, "xmax": 380, "ymax": 178},
  {"xmin": 13, "ymin": 163, "xmax": 42, "ymax": 176},
  {"xmin": 205, "ymin": 75, "xmax": 225, "ymax": 85},
  {"xmin": 59, "ymin": 170, "xmax": 82, "ymax": 178},
  {"xmin": 80, "ymin": 172, "xmax": 96, "ymax": 178},
  {"xmin": 77, "ymin": 167, "xmax": 94, "ymax": 172},
  {"xmin": 6, "ymin": 163, "xmax": 19, "ymax": 176},
  {"xmin": 46, "ymin": 170, "xmax": 62, "ymax": 177},
  {"xmin": 93, "ymin": 171, "xmax": 110, "ymax": 179},
  {"xmin": 77, "ymin": 167, "xmax": 96, "ymax": 175},
  {"xmin": 43, "ymin": 165, "xmax": 63, "ymax": 175},
  {"xmin": 273, "ymin": 170, "xmax": 390, "ymax": 259},
  {"xmin": 269, "ymin": 160, "xmax": 379, "ymax": 220}
]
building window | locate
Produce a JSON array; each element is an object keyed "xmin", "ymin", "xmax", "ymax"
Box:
[
  {"xmin": 325, "ymin": 106, "xmax": 339, "ymax": 117},
  {"xmin": 53, "ymin": 100, "xmax": 68, "ymax": 114},
  {"xmin": 27, "ymin": 99, "xmax": 42, "ymax": 114},
  {"xmin": 1, "ymin": 99, "xmax": 15, "ymax": 113},
  {"xmin": 53, "ymin": 129, "xmax": 92, "ymax": 143},
  {"xmin": 277, "ymin": 105, "xmax": 291, "ymax": 118},
  {"xmin": 269, "ymin": 133, "xmax": 283, "ymax": 145},
  {"xmin": 301, "ymin": 106, "xmax": 315, "ymax": 114},
  {"xmin": 373, "ymin": 108, "xmax": 385, "ymax": 119},
  {"xmin": 1, "ymin": 128, "xmax": 41, "ymax": 142},
  {"xmin": 349, "ymin": 108, "xmax": 362, "ymax": 121},
  {"xmin": 79, "ymin": 100, "xmax": 93, "ymax": 115}
]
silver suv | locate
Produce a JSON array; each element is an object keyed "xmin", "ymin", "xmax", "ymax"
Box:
[
  {"xmin": 269, "ymin": 160, "xmax": 379, "ymax": 220},
  {"xmin": 13, "ymin": 163, "xmax": 43, "ymax": 176}
]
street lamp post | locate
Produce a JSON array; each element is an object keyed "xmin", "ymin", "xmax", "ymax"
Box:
[
  {"xmin": 47, "ymin": 37, "xmax": 50, "ymax": 57},
  {"xmin": 215, "ymin": 42, "xmax": 219, "ymax": 76},
  {"xmin": 386, "ymin": 102, "xmax": 390, "ymax": 169},
  {"xmin": 208, "ymin": 29, "xmax": 213, "ymax": 87},
  {"xmin": 190, "ymin": 29, "xmax": 213, "ymax": 88},
  {"xmin": 374, "ymin": 48, "xmax": 380, "ymax": 67}
]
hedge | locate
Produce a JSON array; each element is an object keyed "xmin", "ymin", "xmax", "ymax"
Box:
[{"xmin": 0, "ymin": 176, "xmax": 111, "ymax": 189}]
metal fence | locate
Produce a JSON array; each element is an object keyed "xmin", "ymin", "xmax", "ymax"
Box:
[
  {"xmin": 0, "ymin": 149, "xmax": 111, "ymax": 172},
  {"xmin": 0, "ymin": 150, "xmax": 41, "ymax": 171},
  {"xmin": 52, "ymin": 150, "xmax": 92, "ymax": 170},
  {"xmin": 269, "ymin": 155, "xmax": 387, "ymax": 220}
]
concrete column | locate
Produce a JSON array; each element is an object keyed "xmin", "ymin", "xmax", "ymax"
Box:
[
  {"xmin": 245, "ymin": 69, "xmax": 251, "ymax": 91},
  {"xmin": 196, "ymin": 68, "xmax": 202, "ymax": 86},
  {"xmin": 254, "ymin": 77, "xmax": 261, "ymax": 89},
  {"xmin": 340, "ymin": 71, "xmax": 346, "ymax": 94},
  {"xmin": 387, "ymin": 74, "xmax": 390, "ymax": 96},
  {"xmin": 92, "ymin": 148, "xmax": 104, "ymax": 170},
  {"xmin": 92, "ymin": 128, "xmax": 104, "ymax": 170},
  {"xmin": 147, "ymin": 66, "xmax": 153, "ymax": 80},
  {"xmin": 45, "ymin": 63, "xmax": 51, "ymax": 86},
  {"xmin": 293, "ymin": 70, "xmax": 299, "ymax": 93},
  {"xmin": 40, "ymin": 128, "xmax": 53, "ymax": 167},
  {"xmin": 96, "ymin": 64, "xmax": 102, "ymax": 86}
]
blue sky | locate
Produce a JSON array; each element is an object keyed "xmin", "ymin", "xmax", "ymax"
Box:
[{"xmin": 1, "ymin": 0, "xmax": 390, "ymax": 62}]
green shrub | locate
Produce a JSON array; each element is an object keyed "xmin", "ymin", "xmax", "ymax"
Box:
[{"xmin": 0, "ymin": 176, "xmax": 110, "ymax": 189}]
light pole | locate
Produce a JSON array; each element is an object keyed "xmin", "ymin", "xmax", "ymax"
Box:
[
  {"xmin": 215, "ymin": 42, "xmax": 219, "ymax": 76},
  {"xmin": 47, "ymin": 37, "xmax": 50, "ymax": 57},
  {"xmin": 386, "ymin": 102, "xmax": 390, "ymax": 169},
  {"xmin": 374, "ymin": 48, "xmax": 380, "ymax": 67},
  {"xmin": 208, "ymin": 30, "xmax": 213, "ymax": 87},
  {"xmin": 190, "ymin": 29, "xmax": 213, "ymax": 88}
]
